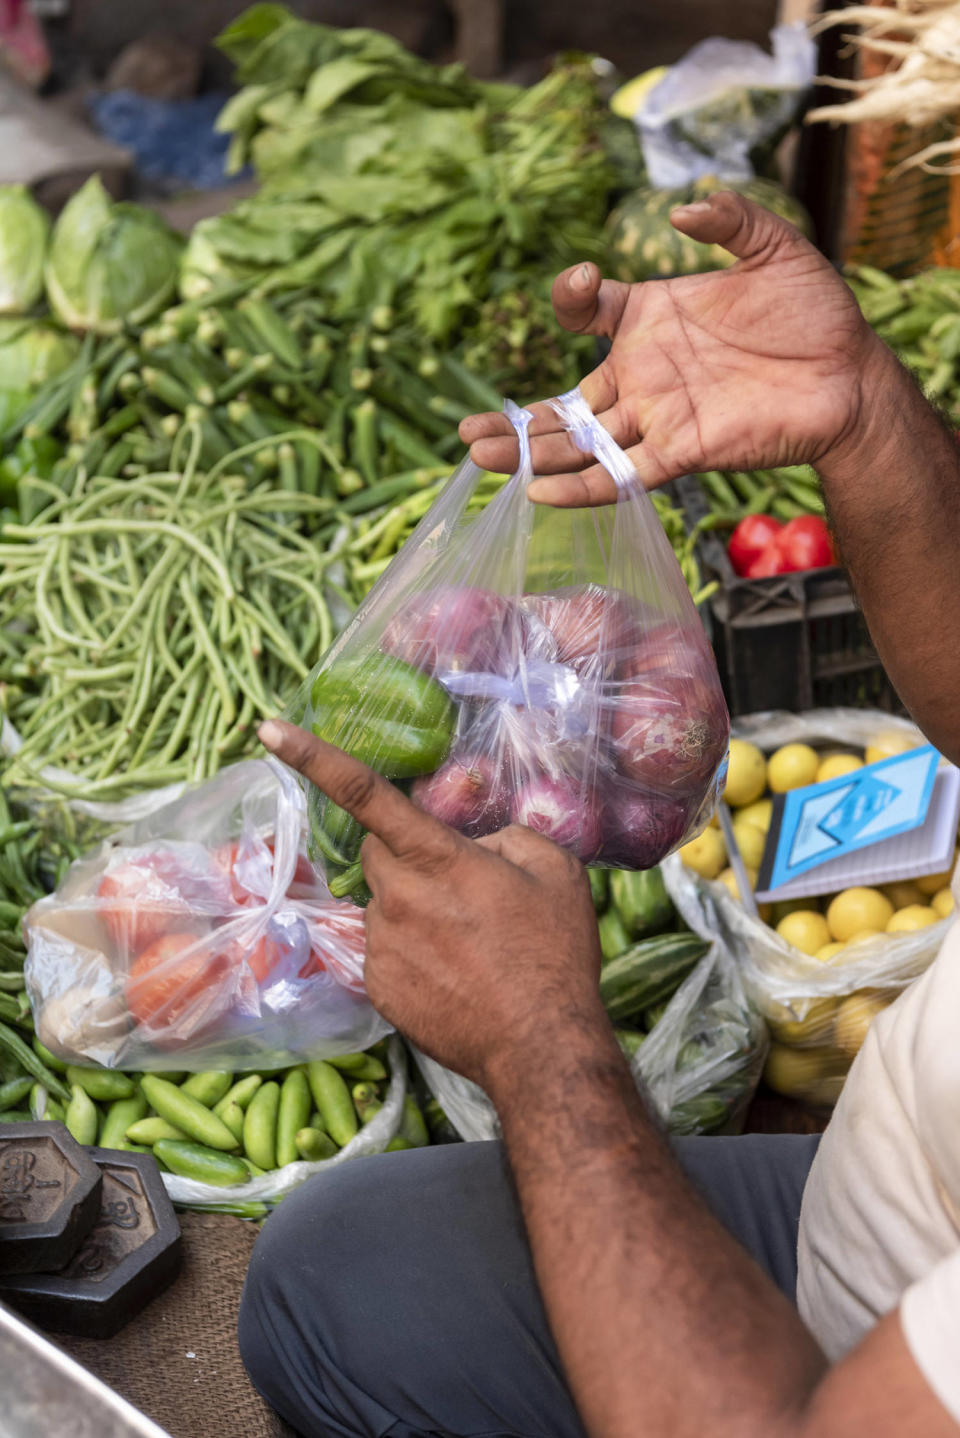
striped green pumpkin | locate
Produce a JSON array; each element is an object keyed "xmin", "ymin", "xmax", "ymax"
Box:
[{"xmin": 605, "ymin": 175, "xmax": 812, "ymax": 283}]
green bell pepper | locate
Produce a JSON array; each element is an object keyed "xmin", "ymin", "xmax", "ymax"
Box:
[{"xmin": 309, "ymin": 656, "xmax": 456, "ymax": 780}]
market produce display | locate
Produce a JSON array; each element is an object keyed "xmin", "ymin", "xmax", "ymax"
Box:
[
  {"xmin": 846, "ymin": 263, "xmax": 960, "ymax": 422},
  {"xmin": 293, "ymin": 392, "xmax": 729, "ymax": 901},
  {"xmin": 679, "ymin": 719, "xmax": 954, "ymax": 1105},
  {"xmin": 182, "ymin": 5, "xmax": 624, "ymax": 400},
  {"xmin": 0, "ymin": 2, "xmax": 944, "ymax": 1259}
]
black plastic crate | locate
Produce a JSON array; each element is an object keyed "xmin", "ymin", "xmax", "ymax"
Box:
[{"xmin": 676, "ymin": 475, "xmax": 904, "ymax": 718}]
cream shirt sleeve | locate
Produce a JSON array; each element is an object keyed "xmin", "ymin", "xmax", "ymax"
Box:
[{"xmin": 900, "ymin": 1246, "xmax": 960, "ymax": 1423}]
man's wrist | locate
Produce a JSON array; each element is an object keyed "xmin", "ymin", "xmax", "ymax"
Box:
[
  {"xmin": 817, "ymin": 332, "xmax": 921, "ymax": 485},
  {"xmin": 479, "ymin": 994, "xmax": 623, "ymax": 1107}
]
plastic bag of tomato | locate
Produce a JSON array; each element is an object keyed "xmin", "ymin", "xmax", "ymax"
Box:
[{"xmin": 24, "ymin": 759, "xmax": 390, "ymax": 1072}]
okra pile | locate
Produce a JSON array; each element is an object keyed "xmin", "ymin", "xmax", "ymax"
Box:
[{"xmin": 846, "ymin": 263, "xmax": 960, "ymax": 422}]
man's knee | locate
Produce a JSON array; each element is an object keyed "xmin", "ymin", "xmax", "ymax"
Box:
[{"xmin": 238, "ymin": 1146, "xmax": 503, "ymax": 1422}]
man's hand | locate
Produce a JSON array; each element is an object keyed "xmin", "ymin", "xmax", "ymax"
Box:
[
  {"xmin": 258, "ymin": 719, "xmax": 603, "ymax": 1087},
  {"xmin": 459, "ymin": 191, "xmax": 884, "ymax": 505}
]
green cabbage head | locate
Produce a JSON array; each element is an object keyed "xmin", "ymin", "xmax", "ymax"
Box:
[
  {"xmin": 0, "ymin": 184, "xmax": 49, "ymax": 314},
  {"xmin": 0, "ymin": 316, "xmax": 79, "ymax": 428},
  {"xmin": 45, "ymin": 175, "xmax": 183, "ymax": 334}
]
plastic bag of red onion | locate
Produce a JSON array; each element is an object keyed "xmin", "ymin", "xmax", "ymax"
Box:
[{"xmin": 287, "ymin": 387, "xmax": 729, "ymax": 880}]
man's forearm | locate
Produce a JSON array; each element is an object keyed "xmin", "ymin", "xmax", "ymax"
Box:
[
  {"xmin": 484, "ymin": 1012, "xmax": 826, "ymax": 1438},
  {"xmin": 818, "ymin": 339, "xmax": 960, "ymax": 762}
]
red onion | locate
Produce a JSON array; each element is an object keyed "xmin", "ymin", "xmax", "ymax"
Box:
[
  {"xmin": 610, "ymin": 683, "xmax": 728, "ymax": 791},
  {"xmin": 512, "ymin": 776, "xmax": 603, "ymax": 861},
  {"xmin": 524, "ymin": 585, "xmax": 639, "ymax": 676},
  {"xmin": 602, "ymin": 789, "xmax": 691, "ymax": 868},
  {"xmin": 411, "ymin": 755, "xmax": 510, "ymax": 837},
  {"xmin": 617, "ymin": 622, "xmax": 714, "ymax": 682},
  {"xmin": 381, "ymin": 587, "xmax": 515, "ymax": 676}
]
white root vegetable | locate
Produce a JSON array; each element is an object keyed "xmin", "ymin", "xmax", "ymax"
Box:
[{"xmin": 807, "ymin": 1, "xmax": 960, "ymax": 173}]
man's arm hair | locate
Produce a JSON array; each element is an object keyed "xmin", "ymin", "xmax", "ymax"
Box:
[{"xmin": 819, "ymin": 344, "xmax": 960, "ymax": 764}]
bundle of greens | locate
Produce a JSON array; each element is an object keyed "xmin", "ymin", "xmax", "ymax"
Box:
[{"xmin": 182, "ymin": 5, "xmax": 618, "ymax": 396}]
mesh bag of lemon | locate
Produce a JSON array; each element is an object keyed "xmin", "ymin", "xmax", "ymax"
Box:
[{"xmin": 665, "ymin": 710, "xmax": 955, "ymax": 1108}]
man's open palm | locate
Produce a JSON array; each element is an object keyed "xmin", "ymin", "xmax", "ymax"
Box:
[{"xmin": 460, "ymin": 191, "xmax": 879, "ymax": 505}]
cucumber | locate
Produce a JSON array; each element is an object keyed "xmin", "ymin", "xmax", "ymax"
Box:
[
  {"xmin": 587, "ymin": 868, "xmax": 609, "ymax": 912},
  {"xmin": 599, "ymin": 933, "xmax": 708, "ymax": 1022},
  {"xmin": 667, "ymin": 1093, "xmax": 732, "ymax": 1136},
  {"xmin": 154, "ymin": 1139, "xmax": 250, "ymax": 1188},
  {"xmin": 614, "ymin": 1028, "xmax": 645, "ymax": 1060},
  {"xmin": 610, "ymin": 868, "xmax": 673, "ymax": 938},
  {"xmin": 597, "ymin": 908, "xmax": 631, "ymax": 963}
]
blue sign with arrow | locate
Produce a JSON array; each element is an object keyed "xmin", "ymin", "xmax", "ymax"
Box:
[{"xmin": 758, "ymin": 745, "xmax": 941, "ymax": 893}]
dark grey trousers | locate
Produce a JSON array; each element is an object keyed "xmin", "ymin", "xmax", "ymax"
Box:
[{"xmin": 238, "ymin": 1133, "xmax": 820, "ymax": 1438}]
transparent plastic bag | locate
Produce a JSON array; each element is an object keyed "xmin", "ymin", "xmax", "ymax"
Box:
[
  {"xmin": 24, "ymin": 758, "xmax": 390, "ymax": 1071},
  {"xmin": 412, "ymin": 939, "xmax": 765, "ymax": 1142},
  {"xmin": 633, "ymin": 939, "xmax": 766, "ymax": 1135},
  {"xmin": 286, "ymin": 388, "xmax": 728, "ymax": 901},
  {"xmin": 637, "ymin": 22, "xmax": 815, "ymax": 188},
  {"xmin": 664, "ymin": 709, "xmax": 953, "ymax": 1107},
  {"xmin": 162, "ymin": 1035, "xmax": 407, "ymax": 1212}
]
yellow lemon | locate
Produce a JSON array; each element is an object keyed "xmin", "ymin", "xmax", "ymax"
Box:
[
  {"xmin": 770, "ymin": 996, "xmax": 837, "ymax": 1045},
  {"xmin": 834, "ymin": 991, "xmax": 891, "ymax": 1059},
  {"xmin": 886, "ymin": 904, "xmax": 940, "ymax": 934},
  {"xmin": 717, "ymin": 866, "xmax": 772, "ymax": 920},
  {"xmin": 724, "ymin": 738, "xmax": 767, "ymax": 807},
  {"xmin": 882, "ymin": 880, "xmax": 925, "ymax": 910},
  {"xmin": 767, "ymin": 743, "xmax": 819, "ymax": 793},
  {"xmin": 816, "ymin": 941, "xmax": 846, "ymax": 962},
  {"xmin": 916, "ymin": 850, "xmax": 959, "ymax": 896},
  {"xmin": 737, "ymin": 798, "xmax": 773, "ymax": 833},
  {"xmin": 932, "ymin": 887, "xmax": 955, "ymax": 919},
  {"xmin": 762, "ymin": 1043, "xmax": 846, "ymax": 1102},
  {"xmin": 865, "ymin": 733, "xmax": 916, "ymax": 766},
  {"xmin": 772, "ymin": 897, "xmax": 819, "ymax": 924},
  {"xmin": 717, "ymin": 865, "xmax": 757, "ymax": 901},
  {"xmin": 707, "ymin": 811, "xmax": 720, "ymax": 828},
  {"xmin": 816, "ymin": 753, "xmax": 863, "ymax": 783},
  {"xmin": 732, "ymin": 820, "xmax": 766, "ymax": 871},
  {"xmin": 826, "ymin": 887, "xmax": 894, "ymax": 943},
  {"xmin": 776, "ymin": 910, "xmax": 831, "ymax": 956},
  {"xmin": 679, "ymin": 827, "xmax": 726, "ymax": 879},
  {"xmin": 844, "ymin": 928, "xmax": 883, "ymax": 949}
]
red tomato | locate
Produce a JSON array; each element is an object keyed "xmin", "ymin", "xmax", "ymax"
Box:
[
  {"xmin": 743, "ymin": 544, "xmax": 785, "ymax": 579},
  {"xmin": 727, "ymin": 515, "xmax": 782, "ymax": 577},
  {"xmin": 211, "ymin": 842, "xmax": 255, "ymax": 907},
  {"xmin": 212, "ymin": 840, "xmax": 317, "ymax": 906},
  {"xmin": 97, "ymin": 853, "xmax": 193, "ymax": 957},
  {"xmin": 126, "ymin": 932, "xmax": 226, "ymax": 1032},
  {"xmin": 775, "ymin": 516, "xmax": 835, "ymax": 573}
]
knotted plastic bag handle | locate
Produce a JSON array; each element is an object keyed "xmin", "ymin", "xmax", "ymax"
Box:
[{"xmin": 548, "ymin": 385, "xmax": 639, "ymax": 495}]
